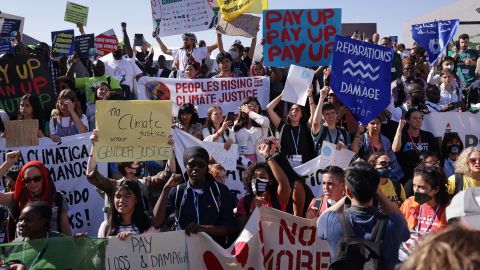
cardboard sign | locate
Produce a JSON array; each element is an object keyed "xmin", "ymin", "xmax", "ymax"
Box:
[
  {"xmin": 105, "ymin": 231, "xmax": 189, "ymax": 270},
  {"xmin": 330, "ymin": 35, "xmax": 393, "ymax": 125},
  {"xmin": 94, "ymin": 29, "xmax": 119, "ymax": 57},
  {"xmin": 151, "ymin": 0, "xmax": 215, "ymax": 38},
  {"xmin": 0, "ymin": 18, "xmax": 21, "ymax": 38},
  {"xmin": 0, "ymin": 55, "xmax": 55, "ymax": 116},
  {"xmin": 263, "ymin": 9, "xmax": 342, "ymax": 67},
  {"xmin": 412, "ymin": 19, "xmax": 459, "ymax": 65},
  {"xmin": 4, "ymin": 120, "xmax": 38, "ymax": 147},
  {"xmin": 137, "ymin": 76, "xmax": 270, "ymax": 118},
  {"xmin": 0, "ymin": 133, "xmax": 107, "ymax": 236},
  {"xmin": 64, "ymin": 1, "xmax": 89, "ymax": 26},
  {"xmin": 0, "ymin": 38, "xmax": 13, "ymax": 55},
  {"xmin": 282, "ymin": 65, "xmax": 315, "ymax": 105},
  {"xmin": 216, "ymin": 14, "xmax": 260, "ymax": 38},
  {"xmin": 95, "ymin": 100, "xmax": 172, "ymax": 162},
  {"xmin": 51, "ymin": 29, "xmax": 75, "ymax": 57},
  {"xmin": 74, "ymin": 33, "xmax": 95, "ymax": 58}
]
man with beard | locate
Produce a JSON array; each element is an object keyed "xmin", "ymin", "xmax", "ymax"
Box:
[
  {"xmin": 391, "ymin": 84, "xmax": 427, "ymax": 122},
  {"xmin": 391, "ymin": 58, "xmax": 427, "ymax": 108}
]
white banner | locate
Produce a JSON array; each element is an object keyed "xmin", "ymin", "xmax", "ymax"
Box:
[
  {"xmin": 137, "ymin": 76, "xmax": 270, "ymax": 118},
  {"xmin": 187, "ymin": 206, "xmax": 331, "ymax": 270},
  {"xmin": 151, "ymin": 0, "xmax": 216, "ymax": 37},
  {"xmin": 105, "ymin": 231, "xmax": 189, "ymax": 270},
  {"xmin": 423, "ymin": 111, "xmax": 480, "ymax": 147},
  {"xmin": 0, "ymin": 133, "xmax": 106, "ymax": 236},
  {"xmin": 282, "ymin": 65, "xmax": 315, "ymax": 106},
  {"xmin": 293, "ymin": 141, "xmax": 355, "ymax": 197}
]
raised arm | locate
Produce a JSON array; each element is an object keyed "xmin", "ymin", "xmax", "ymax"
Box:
[
  {"xmin": 216, "ymin": 32, "xmax": 224, "ymax": 53},
  {"xmin": 76, "ymin": 23, "xmax": 85, "ymax": 35},
  {"xmin": 0, "ymin": 151, "xmax": 19, "ymax": 179},
  {"xmin": 266, "ymin": 92, "xmax": 283, "ymax": 129},
  {"xmin": 311, "ymin": 86, "xmax": 329, "ymax": 135},
  {"xmin": 153, "ymin": 32, "xmax": 172, "ymax": 56},
  {"xmin": 247, "ymin": 36, "xmax": 257, "ymax": 60},
  {"xmin": 207, "ymin": 36, "xmax": 219, "ymax": 54},
  {"xmin": 121, "ymin": 22, "xmax": 134, "ymax": 58},
  {"xmin": 392, "ymin": 119, "xmax": 406, "ymax": 152},
  {"xmin": 152, "ymin": 174, "xmax": 182, "ymax": 228}
]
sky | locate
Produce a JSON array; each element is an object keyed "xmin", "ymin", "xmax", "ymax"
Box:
[{"xmin": 2, "ymin": 0, "xmax": 457, "ymax": 49}]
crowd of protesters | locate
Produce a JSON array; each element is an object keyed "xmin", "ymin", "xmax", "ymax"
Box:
[{"xmin": 0, "ymin": 16, "xmax": 480, "ymax": 270}]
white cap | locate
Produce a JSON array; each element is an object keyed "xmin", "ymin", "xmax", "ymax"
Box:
[{"xmin": 446, "ymin": 187, "xmax": 480, "ymax": 230}]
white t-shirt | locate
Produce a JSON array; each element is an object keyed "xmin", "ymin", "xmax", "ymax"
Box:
[
  {"xmin": 172, "ymin": 47, "xmax": 209, "ymax": 73},
  {"xmin": 105, "ymin": 58, "xmax": 143, "ymax": 96}
]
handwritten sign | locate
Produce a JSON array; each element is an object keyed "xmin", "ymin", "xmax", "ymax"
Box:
[
  {"xmin": 51, "ymin": 29, "xmax": 75, "ymax": 57},
  {"xmin": 216, "ymin": 14, "xmax": 260, "ymax": 38},
  {"xmin": 4, "ymin": 120, "xmax": 38, "ymax": 147},
  {"xmin": 105, "ymin": 231, "xmax": 189, "ymax": 270},
  {"xmin": 263, "ymin": 9, "xmax": 341, "ymax": 67},
  {"xmin": 95, "ymin": 100, "xmax": 172, "ymax": 162},
  {"xmin": 151, "ymin": 0, "xmax": 215, "ymax": 38},
  {"xmin": 412, "ymin": 19, "xmax": 459, "ymax": 65},
  {"xmin": 95, "ymin": 29, "xmax": 119, "ymax": 57},
  {"xmin": 282, "ymin": 65, "xmax": 315, "ymax": 105},
  {"xmin": 0, "ymin": 56, "xmax": 55, "ymax": 116},
  {"xmin": 137, "ymin": 76, "xmax": 270, "ymax": 118},
  {"xmin": 74, "ymin": 34, "xmax": 95, "ymax": 58},
  {"xmin": 330, "ymin": 35, "xmax": 393, "ymax": 125},
  {"xmin": 64, "ymin": 1, "xmax": 89, "ymax": 26}
]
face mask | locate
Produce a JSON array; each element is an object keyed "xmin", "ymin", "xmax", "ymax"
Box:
[
  {"xmin": 376, "ymin": 166, "xmax": 392, "ymax": 178},
  {"xmin": 448, "ymin": 144, "xmax": 460, "ymax": 155},
  {"xmin": 229, "ymin": 50, "xmax": 239, "ymax": 60},
  {"xmin": 251, "ymin": 178, "xmax": 269, "ymax": 196},
  {"xmin": 445, "ymin": 65, "xmax": 454, "ymax": 71},
  {"xmin": 414, "ymin": 192, "xmax": 432, "ymax": 205}
]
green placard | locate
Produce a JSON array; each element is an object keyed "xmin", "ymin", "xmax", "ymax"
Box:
[{"xmin": 64, "ymin": 1, "xmax": 89, "ymax": 26}]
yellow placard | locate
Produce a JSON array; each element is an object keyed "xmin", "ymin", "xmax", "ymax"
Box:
[
  {"xmin": 95, "ymin": 100, "xmax": 171, "ymax": 162},
  {"xmin": 218, "ymin": 0, "xmax": 268, "ymax": 21}
]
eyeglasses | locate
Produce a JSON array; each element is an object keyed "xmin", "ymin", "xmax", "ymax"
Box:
[
  {"xmin": 187, "ymin": 161, "xmax": 207, "ymax": 169},
  {"xmin": 424, "ymin": 160, "xmax": 440, "ymax": 165},
  {"xmin": 376, "ymin": 161, "xmax": 391, "ymax": 167},
  {"xmin": 468, "ymin": 158, "xmax": 480, "ymax": 164},
  {"xmin": 23, "ymin": 175, "xmax": 42, "ymax": 184}
]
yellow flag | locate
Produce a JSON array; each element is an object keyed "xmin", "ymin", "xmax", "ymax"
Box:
[{"xmin": 218, "ymin": 0, "xmax": 268, "ymax": 21}]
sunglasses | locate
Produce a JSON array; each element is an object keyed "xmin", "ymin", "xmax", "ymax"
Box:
[
  {"xmin": 23, "ymin": 175, "xmax": 42, "ymax": 184},
  {"xmin": 468, "ymin": 158, "xmax": 480, "ymax": 164},
  {"xmin": 186, "ymin": 161, "xmax": 207, "ymax": 169}
]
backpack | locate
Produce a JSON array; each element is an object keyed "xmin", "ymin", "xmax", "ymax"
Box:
[
  {"xmin": 329, "ymin": 212, "xmax": 387, "ymax": 270},
  {"xmin": 315, "ymin": 126, "xmax": 349, "ymax": 155}
]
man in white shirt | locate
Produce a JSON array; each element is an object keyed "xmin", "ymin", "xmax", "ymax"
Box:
[{"xmin": 104, "ymin": 45, "xmax": 143, "ymax": 99}]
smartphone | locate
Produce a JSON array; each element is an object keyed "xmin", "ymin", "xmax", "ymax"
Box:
[
  {"xmin": 227, "ymin": 112, "xmax": 235, "ymax": 127},
  {"xmin": 134, "ymin": 33, "xmax": 144, "ymax": 47}
]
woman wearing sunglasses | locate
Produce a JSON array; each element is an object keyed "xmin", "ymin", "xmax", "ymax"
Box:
[
  {"xmin": 398, "ymin": 165, "xmax": 449, "ymax": 262},
  {"xmin": 447, "ymin": 146, "xmax": 480, "ymax": 196},
  {"xmin": 368, "ymin": 152, "xmax": 406, "ymax": 207},
  {"xmin": 0, "ymin": 151, "xmax": 72, "ymax": 242}
]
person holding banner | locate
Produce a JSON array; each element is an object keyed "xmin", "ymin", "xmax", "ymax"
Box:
[
  {"xmin": 447, "ymin": 146, "xmax": 480, "ymax": 196},
  {"xmin": 49, "ymin": 89, "xmax": 88, "ymax": 142},
  {"xmin": 202, "ymin": 106, "xmax": 236, "ymax": 150},
  {"xmin": 152, "ymin": 146, "xmax": 235, "ymax": 248},
  {"xmin": 0, "ymin": 152, "xmax": 72, "ymax": 242},
  {"xmin": 14, "ymin": 201, "xmax": 64, "ymax": 242},
  {"xmin": 173, "ymin": 103, "xmax": 203, "ymax": 140},
  {"xmin": 213, "ymin": 52, "xmax": 236, "ymax": 78},
  {"xmin": 12, "ymin": 94, "xmax": 48, "ymax": 137},
  {"xmin": 233, "ymin": 97, "xmax": 270, "ymax": 166}
]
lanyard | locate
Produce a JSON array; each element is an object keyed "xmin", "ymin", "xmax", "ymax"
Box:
[
  {"xmin": 369, "ymin": 135, "xmax": 382, "ymax": 154},
  {"xmin": 327, "ymin": 128, "xmax": 339, "ymax": 144},
  {"xmin": 415, "ymin": 205, "xmax": 440, "ymax": 233},
  {"xmin": 290, "ymin": 127, "xmax": 301, "ymax": 155},
  {"xmin": 407, "ymin": 130, "xmax": 422, "ymax": 154}
]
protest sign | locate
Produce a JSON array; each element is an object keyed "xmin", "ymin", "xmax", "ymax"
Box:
[
  {"xmin": 51, "ymin": 29, "xmax": 75, "ymax": 57},
  {"xmin": 293, "ymin": 141, "xmax": 355, "ymax": 197},
  {"xmin": 64, "ymin": 1, "xmax": 89, "ymax": 26},
  {"xmin": 0, "ymin": 237, "xmax": 106, "ymax": 270},
  {"xmin": 188, "ymin": 206, "xmax": 331, "ymax": 269},
  {"xmin": 330, "ymin": 35, "xmax": 393, "ymax": 125},
  {"xmin": 151, "ymin": 0, "xmax": 215, "ymax": 38},
  {"xmin": 282, "ymin": 65, "xmax": 315, "ymax": 105},
  {"xmin": 137, "ymin": 76, "xmax": 270, "ymax": 118},
  {"xmin": 0, "ymin": 55, "xmax": 55, "ymax": 116},
  {"xmin": 412, "ymin": 19, "xmax": 459, "ymax": 66},
  {"xmin": 217, "ymin": 0, "xmax": 266, "ymax": 21},
  {"xmin": 422, "ymin": 111, "xmax": 480, "ymax": 148},
  {"xmin": 75, "ymin": 33, "xmax": 95, "ymax": 58},
  {"xmin": 0, "ymin": 18, "xmax": 21, "ymax": 38},
  {"xmin": 216, "ymin": 14, "xmax": 261, "ymax": 38},
  {"xmin": 105, "ymin": 231, "xmax": 189, "ymax": 270},
  {"xmin": 95, "ymin": 29, "xmax": 119, "ymax": 57},
  {"xmin": 263, "ymin": 9, "xmax": 341, "ymax": 67},
  {"xmin": 95, "ymin": 100, "xmax": 171, "ymax": 162},
  {"xmin": 0, "ymin": 38, "xmax": 13, "ymax": 54},
  {"xmin": 0, "ymin": 133, "xmax": 107, "ymax": 236},
  {"xmin": 4, "ymin": 119, "xmax": 38, "ymax": 147}
]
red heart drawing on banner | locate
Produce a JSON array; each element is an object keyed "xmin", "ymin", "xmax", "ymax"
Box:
[
  {"xmin": 203, "ymin": 251, "xmax": 224, "ymax": 270},
  {"xmin": 231, "ymin": 241, "xmax": 249, "ymax": 267}
]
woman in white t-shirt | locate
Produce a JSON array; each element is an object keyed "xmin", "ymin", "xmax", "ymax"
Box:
[
  {"xmin": 233, "ymin": 97, "xmax": 270, "ymax": 168},
  {"xmin": 202, "ymin": 106, "xmax": 236, "ymax": 150},
  {"xmin": 49, "ymin": 89, "xmax": 88, "ymax": 142}
]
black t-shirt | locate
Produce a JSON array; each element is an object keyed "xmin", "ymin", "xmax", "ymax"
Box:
[
  {"xmin": 278, "ymin": 121, "xmax": 315, "ymax": 165},
  {"xmin": 396, "ymin": 129, "xmax": 438, "ymax": 179}
]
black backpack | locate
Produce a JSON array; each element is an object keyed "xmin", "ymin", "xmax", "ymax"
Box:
[{"xmin": 329, "ymin": 212, "xmax": 387, "ymax": 270}]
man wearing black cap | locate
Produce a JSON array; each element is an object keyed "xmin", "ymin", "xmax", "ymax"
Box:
[{"xmin": 153, "ymin": 146, "xmax": 235, "ymax": 247}]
